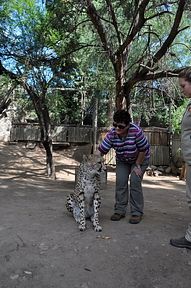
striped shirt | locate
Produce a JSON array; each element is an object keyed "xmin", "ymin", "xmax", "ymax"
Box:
[{"xmin": 98, "ymin": 123, "xmax": 150, "ymax": 164}]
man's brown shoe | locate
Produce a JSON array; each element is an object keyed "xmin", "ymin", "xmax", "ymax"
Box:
[
  {"xmin": 110, "ymin": 213, "xmax": 125, "ymax": 221},
  {"xmin": 129, "ymin": 215, "xmax": 142, "ymax": 224}
]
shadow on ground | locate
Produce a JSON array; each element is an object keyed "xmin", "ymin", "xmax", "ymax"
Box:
[{"xmin": 0, "ymin": 143, "xmax": 191, "ymax": 288}]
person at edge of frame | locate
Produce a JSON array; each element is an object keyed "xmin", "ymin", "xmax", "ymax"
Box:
[
  {"xmin": 170, "ymin": 67, "xmax": 191, "ymax": 250},
  {"xmin": 97, "ymin": 109, "xmax": 150, "ymax": 224}
]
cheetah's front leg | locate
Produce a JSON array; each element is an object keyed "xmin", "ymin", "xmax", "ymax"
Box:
[
  {"xmin": 66, "ymin": 194, "xmax": 74, "ymax": 213},
  {"xmin": 91, "ymin": 192, "xmax": 102, "ymax": 232},
  {"xmin": 78, "ymin": 193, "xmax": 86, "ymax": 231}
]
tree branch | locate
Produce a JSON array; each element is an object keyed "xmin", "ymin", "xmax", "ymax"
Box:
[
  {"xmin": 104, "ymin": 0, "xmax": 121, "ymax": 44},
  {"xmin": 148, "ymin": 1, "xmax": 178, "ymax": 10},
  {"xmin": 85, "ymin": 0, "xmax": 114, "ymax": 62},
  {"xmin": 145, "ymin": 10, "xmax": 173, "ymax": 21},
  {"xmin": 0, "ymin": 61, "xmax": 18, "ymax": 81},
  {"xmin": 133, "ymin": 67, "xmax": 185, "ymax": 83},
  {"xmin": 132, "ymin": 0, "xmax": 187, "ymax": 80},
  {"xmin": 117, "ymin": 0, "xmax": 150, "ymax": 55},
  {"xmin": 148, "ymin": 0, "xmax": 186, "ymax": 67}
]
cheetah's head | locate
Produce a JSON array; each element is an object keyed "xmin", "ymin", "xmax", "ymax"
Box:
[{"xmin": 82, "ymin": 154, "xmax": 106, "ymax": 177}]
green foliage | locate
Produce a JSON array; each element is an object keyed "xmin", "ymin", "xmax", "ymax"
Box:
[
  {"xmin": 47, "ymin": 89, "xmax": 82, "ymax": 124},
  {"xmin": 15, "ymin": 95, "xmax": 36, "ymax": 121},
  {"xmin": 131, "ymin": 77, "xmax": 185, "ymax": 128},
  {"xmin": 0, "ymin": 0, "xmax": 83, "ymax": 123},
  {"xmin": 72, "ymin": 0, "xmax": 191, "ymax": 126},
  {"xmin": 0, "ymin": 75, "xmax": 14, "ymax": 109},
  {"xmin": 0, "ymin": 0, "xmax": 191, "ymax": 129},
  {"xmin": 171, "ymin": 99, "xmax": 190, "ymax": 134}
]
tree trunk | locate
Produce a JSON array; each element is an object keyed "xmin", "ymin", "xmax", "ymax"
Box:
[
  {"xmin": 113, "ymin": 54, "xmax": 132, "ymax": 111},
  {"xmin": 38, "ymin": 106, "xmax": 55, "ymax": 178},
  {"xmin": 43, "ymin": 139, "xmax": 55, "ymax": 179},
  {"xmin": 123, "ymin": 82, "xmax": 132, "ymax": 111},
  {"xmin": 114, "ymin": 55, "xmax": 125, "ymax": 110},
  {"xmin": 24, "ymin": 85, "xmax": 55, "ymax": 178}
]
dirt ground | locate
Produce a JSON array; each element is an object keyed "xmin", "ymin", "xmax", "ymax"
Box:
[{"xmin": 0, "ymin": 142, "xmax": 191, "ymax": 288}]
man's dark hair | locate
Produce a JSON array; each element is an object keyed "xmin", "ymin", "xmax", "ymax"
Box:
[{"xmin": 113, "ymin": 110, "xmax": 131, "ymax": 125}]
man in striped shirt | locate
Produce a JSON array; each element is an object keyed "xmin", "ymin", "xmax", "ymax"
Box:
[{"xmin": 98, "ymin": 110, "xmax": 150, "ymax": 224}]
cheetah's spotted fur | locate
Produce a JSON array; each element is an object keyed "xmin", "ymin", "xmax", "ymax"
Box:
[{"xmin": 66, "ymin": 154, "xmax": 105, "ymax": 232}]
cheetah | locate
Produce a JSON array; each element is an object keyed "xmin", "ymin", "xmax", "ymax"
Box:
[{"xmin": 66, "ymin": 154, "xmax": 106, "ymax": 232}]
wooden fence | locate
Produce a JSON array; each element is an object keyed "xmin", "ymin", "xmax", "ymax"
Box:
[
  {"xmin": 9, "ymin": 123, "xmax": 181, "ymax": 166},
  {"xmin": 10, "ymin": 123, "xmax": 93, "ymax": 144},
  {"xmin": 143, "ymin": 127, "xmax": 170, "ymax": 166}
]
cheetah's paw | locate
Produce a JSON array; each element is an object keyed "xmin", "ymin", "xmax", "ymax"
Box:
[
  {"xmin": 94, "ymin": 225, "xmax": 102, "ymax": 232},
  {"xmin": 79, "ymin": 224, "xmax": 86, "ymax": 231}
]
